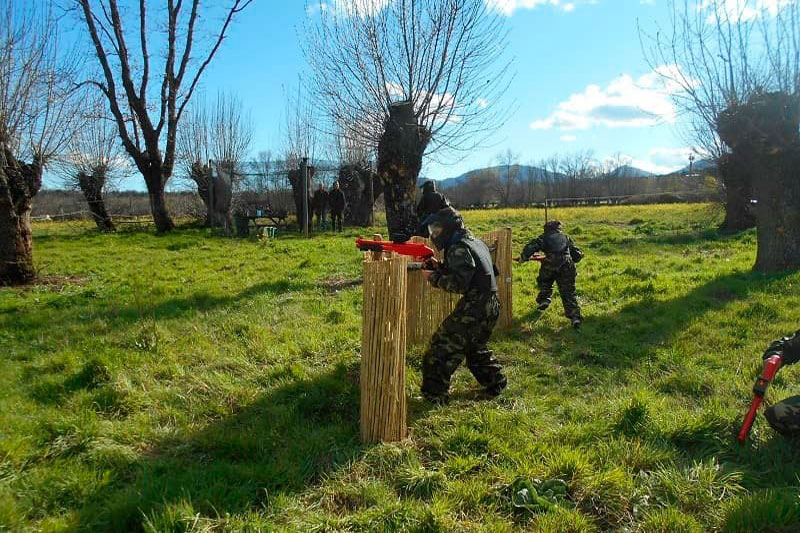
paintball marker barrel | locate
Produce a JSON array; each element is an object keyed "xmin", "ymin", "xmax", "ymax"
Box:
[
  {"xmin": 737, "ymin": 354, "xmax": 783, "ymax": 443},
  {"xmin": 355, "ymin": 238, "xmax": 435, "ymax": 260}
]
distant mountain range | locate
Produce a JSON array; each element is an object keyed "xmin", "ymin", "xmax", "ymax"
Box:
[{"xmin": 435, "ymin": 159, "xmax": 716, "ymax": 188}]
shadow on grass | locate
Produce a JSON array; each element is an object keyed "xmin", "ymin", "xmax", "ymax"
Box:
[
  {"xmin": 77, "ymin": 361, "xmax": 364, "ymax": 531},
  {"xmin": 641, "ymin": 227, "xmax": 755, "ymax": 247},
  {"xmin": 511, "ymin": 270, "xmax": 792, "ymax": 370},
  {"xmin": 4, "ymin": 279, "xmax": 313, "ymax": 343},
  {"xmin": 108, "ymin": 278, "xmax": 313, "ymax": 324}
]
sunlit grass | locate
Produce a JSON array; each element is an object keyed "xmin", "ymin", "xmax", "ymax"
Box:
[{"xmin": 1, "ymin": 204, "xmax": 798, "ymax": 531}]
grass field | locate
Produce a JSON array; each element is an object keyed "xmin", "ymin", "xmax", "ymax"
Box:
[{"xmin": 2, "ymin": 203, "xmax": 800, "ymax": 532}]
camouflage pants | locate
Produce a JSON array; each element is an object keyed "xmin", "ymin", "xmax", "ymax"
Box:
[
  {"xmin": 537, "ymin": 261, "xmax": 582, "ymax": 320},
  {"xmin": 765, "ymin": 395, "xmax": 800, "ymax": 436},
  {"xmin": 421, "ymin": 292, "xmax": 506, "ymax": 399}
]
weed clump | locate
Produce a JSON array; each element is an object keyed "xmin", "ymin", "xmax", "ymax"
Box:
[{"xmin": 613, "ymin": 399, "xmax": 651, "ymax": 437}]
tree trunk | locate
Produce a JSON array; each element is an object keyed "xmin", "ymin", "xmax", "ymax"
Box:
[
  {"xmin": 288, "ymin": 166, "xmax": 314, "ymax": 231},
  {"xmin": 340, "ymin": 164, "xmax": 382, "ymax": 227},
  {"xmin": 377, "ymin": 101, "xmax": 431, "ymax": 242},
  {"xmin": 717, "ymin": 92, "xmax": 800, "ymax": 272},
  {"xmin": 717, "ymin": 154, "xmax": 755, "ymax": 232},
  {"xmin": 191, "ymin": 163, "xmax": 212, "ymax": 226},
  {"xmin": 143, "ymin": 167, "xmax": 175, "ymax": 233},
  {"xmin": 78, "ymin": 171, "xmax": 115, "ymax": 232},
  {"xmin": 0, "ymin": 149, "xmax": 42, "ymax": 285},
  {"xmin": 752, "ymin": 154, "xmax": 800, "ymax": 272}
]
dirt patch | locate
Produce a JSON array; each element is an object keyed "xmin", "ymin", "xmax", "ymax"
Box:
[
  {"xmin": 318, "ymin": 276, "xmax": 363, "ymax": 293},
  {"xmin": 2, "ymin": 275, "xmax": 88, "ymax": 293}
]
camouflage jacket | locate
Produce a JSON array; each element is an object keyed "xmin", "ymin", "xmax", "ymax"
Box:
[
  {"xmin": 521, "ymin": 230, "xmax": 583, "ymax": 267},
  {"xmin": 765, "ymin": 329, "xmax": 800, "ymax": 365}
]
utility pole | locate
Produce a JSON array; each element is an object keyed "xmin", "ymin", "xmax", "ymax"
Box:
[{"xmin": 301, "ymin": 157, "xmax": 309, "ymax": 237}]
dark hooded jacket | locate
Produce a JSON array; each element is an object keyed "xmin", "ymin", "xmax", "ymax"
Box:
[
  {"xmin": 425, "ymin": 207, "xmax": 498, "ymax": 300},
  {"xmin": 416, "ymin": 181, "xmax": 450, "ymax": 221}
]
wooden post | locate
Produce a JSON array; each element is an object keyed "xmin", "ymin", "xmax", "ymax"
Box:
[
  {"xmin": 301, "ymin": 157, "xmax": 309, "ymax": 237},
  {"xmin": 361, "ymin": 255, "xmax": 408, "ymax": 443}
]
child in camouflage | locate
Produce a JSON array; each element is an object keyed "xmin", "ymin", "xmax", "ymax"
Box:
[{"xmin": 519, "ymin": 220, "xmax": 584, "ymax": 329}]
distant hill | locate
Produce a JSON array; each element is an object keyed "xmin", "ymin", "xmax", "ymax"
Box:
[
  {"xmin": 436, "ymin": 165, "xmax": 565, "ymax": 189},
  {"xmin": 675, "ymin": 158, "xmax": 717, "ymax": 175},
  {"xmin": 605, "ymin": 165, "xmax": 654, "ymax": 178},
  {"xmin": 436, "ymin": 159, "xmax": 717, "ymax": 187}
]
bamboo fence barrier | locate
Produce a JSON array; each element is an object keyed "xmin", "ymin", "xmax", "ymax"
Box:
[
  {"xmin": 359, "ymin": 228, "xmax": 513, "ymax": 442},
  {"xmin": 360, "ymin": 244, "xmax": 408, "ymax": 443}
]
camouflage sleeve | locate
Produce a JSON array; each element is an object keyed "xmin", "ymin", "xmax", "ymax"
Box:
[
  {"xmin": 521, "ymin": 236, "xmax": 543, "ymax": 261},
  {"xmin": 568, "ymin": 237, "xmax": 585, "ymax": 263},
  {"xmin": 764, "ymin": 329, "xmax": 800, "ymax": 365},
  {"xmin": 429, "ymin": 244, "xmax": 476, "ymax": 294}
]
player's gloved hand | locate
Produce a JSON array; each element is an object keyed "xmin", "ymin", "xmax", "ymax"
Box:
[
  {"xmin": 423, "ymin": 257, "xmax": 440, "ymax": 271},
  {"xmin": 763, "ymin": 337, "xmax": 799, "ymax": 365}
]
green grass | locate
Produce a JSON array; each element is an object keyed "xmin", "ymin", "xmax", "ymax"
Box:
[{"xmin": 1, "ymin": 204, "xmax": 799, "ymax": 531}]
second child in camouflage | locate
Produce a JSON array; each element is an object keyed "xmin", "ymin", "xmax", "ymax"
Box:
[{"xmin": 520, "ymin": 220, "xmax": 584, "ymax": 329}]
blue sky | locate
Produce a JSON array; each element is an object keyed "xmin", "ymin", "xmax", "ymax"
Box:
[
  {"xmin": 46, "ymin": 0, "xmax": 698, "ymax": 188},
  {"xmin": 197, "ymin": 0, "xmax": 692, "ymax": 180}
]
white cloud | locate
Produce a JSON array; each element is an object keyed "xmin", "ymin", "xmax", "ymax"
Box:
[
  {"xmin": 560, "ymin": 134, "xmax": 577, "ymax": 142},
  {"xmin": 530, "ymin": 65, "xmax": 689, "ymax": 131},
  {"xmin": 698, "ymin": 0, "xmax": 798, "ymax": 23},
  {"xmin": 485, "ymin": 0, "xmax": 579, "ymax": 15},
  {"xmin": 615, "ymin": 147, "xmax": 694, "ymax": 175},
  {"xmin": 385, "ymin": 82, "xmax": 461, "ymax": 124}
]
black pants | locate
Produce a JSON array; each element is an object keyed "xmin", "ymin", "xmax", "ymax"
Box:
[
  {"xmin": 314, "ymin": 210, "xmax": 327, "ymax": 230},
  {"xmin": 331, "ymin": 211, "xmax": 343, "ymax": 231}
]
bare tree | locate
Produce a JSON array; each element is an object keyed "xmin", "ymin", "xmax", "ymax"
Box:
[
  {"xmin": 644, "ymin": 0, "xmax": 800, "ymax": 270},
  {"xmin": 178, "ymin": 92, "xmax": 253, "ymax": 230},
  {"xmin": 282, "ymin": 82, "xmax": 319, "ymax": 230},
  {"xmin": 1, "ymin": 2, "xmax": 82, "ymax": 285},
  {"xmin": 522, "ymin": 161, "xmax": 539, "ymax": 206},
  {"xmin": 74, "ymin": 0, "xmax": 253, "ymax": 233},
  {"xmin": 559, "ymin": 151, "xmax": 596, "ymax": 198},
  {"xmin": 491, "ymin": 149, "xmax": 521, "ymax": 207},
  {"xmin": 335, "ymin": 128, "xmax": 381, "ymax": 227},
  {"xmin": 305, "ymin": 0, "xmax": 512, "ymax": 240},
  {"xmin": 57, "ymin": 99, "xmax": 128, "ymax": 231}
]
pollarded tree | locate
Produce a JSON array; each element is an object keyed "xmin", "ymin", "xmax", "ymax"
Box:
[
  {"xmin": 1, "ymin": 2, "xmax": 81, "ymax": 285},
  {"xmin": 178, "ymin": 92, "xmax": 253, "ymax": 230},
  {"xmin": 74, "ymin": 0, "xmax": 253, "ymax": 233},
  {"xmin": 335, "ymin": 127, "xmax": 381, "ymax": 227},
  {"xmin": 644, "ymin": 0, "xmax": 800, "ymax": 270},
  {"xmin": 57, "ymin": 100, "xmax": 129, "ymax": 232},
  {"xmin": 305, "ymin": 0, "xmax": 512, "ymax": 241},
  {"xmin": 282, "ymin": 82, "xmax": 319, "ymax": 231}
]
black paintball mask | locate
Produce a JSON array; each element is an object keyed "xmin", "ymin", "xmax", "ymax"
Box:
[
  {"xmin": 421, "ymin": 180, "xmax": 436, "ymax": 193},
  {"xmin": 544, "ymin": 220, "xmax": 563, "ymax": 233},
  {"xmin": 424, "ymin": 206, "xmax": 465, "ymax": 250}
]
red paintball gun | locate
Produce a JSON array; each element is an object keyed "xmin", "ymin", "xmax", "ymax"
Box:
[
  {"xmin": 737, "ymin": 354, "xmax": 783, "ymax": 442},
  {"xmin": 356, "ymin": 238, "xmax": 436, "ymax": 269},
  {"xmin": 514, "ymin": 254, "xmax": 546, "ymax": 263}
]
